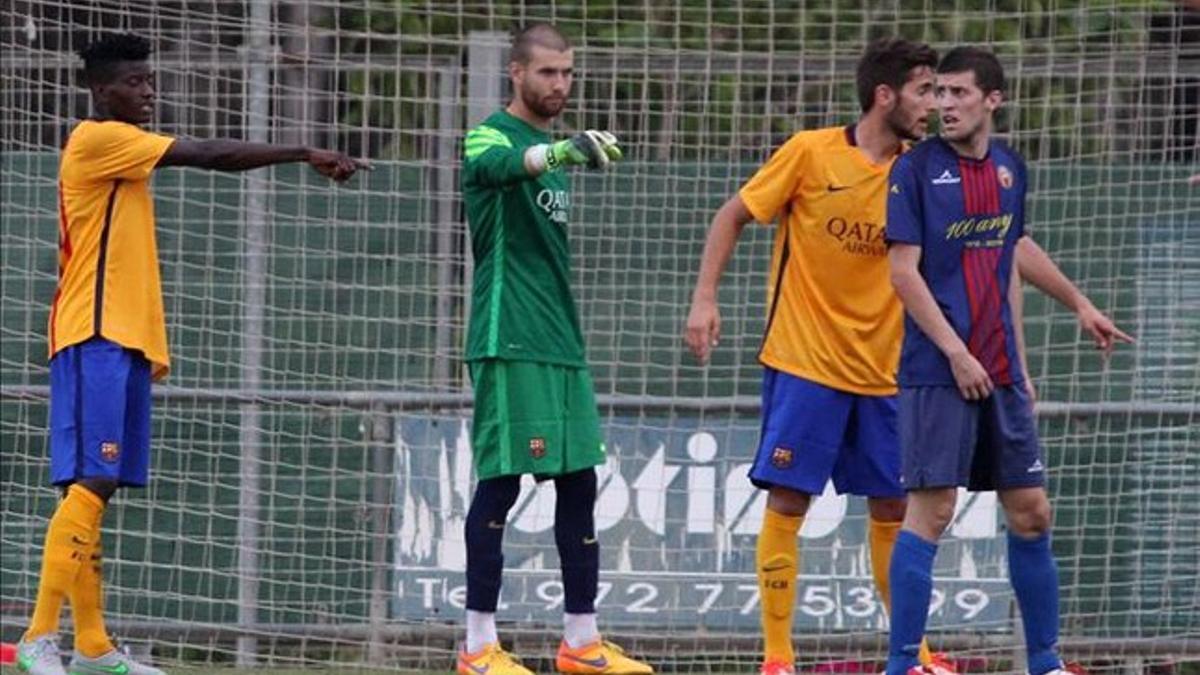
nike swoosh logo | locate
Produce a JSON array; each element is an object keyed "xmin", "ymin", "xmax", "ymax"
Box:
[
  {"xmin": 563, "ymin": 654, "xmax": 608, "ymax": 669},
  {"xmin": 761, "ymin": 563, "xmax": 791, "ymax": 573},
  {"xmin": 486, "ymin": 520, "xmax": 506, "ymax": 529},
  {"xmin": 78, "ymin": 663, "xmax": 129, "ymax": 675},
  {"xmin": 461, "ymin": 659, "xmax": 489, "ymax": 675},
  {"xmin": 72, "ymin": 535, "xmax": 88, "ymax": 545},
  {"xmin": 827, "ymin": 184, "xmax": 849, "ymax": 192},
  {"xmin": 582, "ymin": 536, "xmax": 597, "ymax": 545}
]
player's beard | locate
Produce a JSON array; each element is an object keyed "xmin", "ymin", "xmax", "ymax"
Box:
[
  {"xmin": 520, "ymin": 85, "xmax": 567, "ymax": 120},
  {"xmin": 886, "ymin": 107, "xmax": 925, "ymax": 142}
]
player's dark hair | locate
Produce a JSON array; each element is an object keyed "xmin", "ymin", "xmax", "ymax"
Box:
[
  {"xmin": 856, "ymin": 37, "xmax": 939, "ymax": 113},
  {"xmin": 937, "ymin": 46, "xmax": 1006, "ymax": 97},
  {"xmin": 79, "ymin": 32, "xmax": 151, "ymax": 86},
  {"xmin": 511, "ymin": 22, "xmax": 571, "ymax": 64}
]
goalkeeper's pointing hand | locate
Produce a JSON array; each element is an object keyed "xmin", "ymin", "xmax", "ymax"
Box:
[
  {"xmin": 526, "ymin": 130, "xmax": 622, "ymax": 173},
  {"xmin": 549, "ymin": 130, "xmax": 622, "ymax": 170}
]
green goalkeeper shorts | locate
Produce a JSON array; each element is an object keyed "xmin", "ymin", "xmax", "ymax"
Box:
[{"xmin": 468, "ymin": 359, "xmax": 606, "ymax": 480}]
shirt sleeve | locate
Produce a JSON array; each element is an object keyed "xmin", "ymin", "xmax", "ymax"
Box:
[
  {"xmin": 69, "ymin": 121, "xmax": 175, "ymax": 182},
  {"xmin": 884, "ymin": 154, "xmax": 924, "ymax": 246},
  {"xmin": 462, "ymin": 124, "xmax": 531, "ymax": 188},
  {"xmin": 738, "ymin": 132, "xmax": 809, "ymax": 224}
]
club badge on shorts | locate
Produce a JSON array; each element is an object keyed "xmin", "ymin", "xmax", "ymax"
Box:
[
  {"xmin": 529, "ymin": 437, "xmax": 547, "ymax": 459},
  {"xmin": 770, "ymin": 446, "xmax": 793, "ymax": 469},
  {"xmin": 100, "ymin": 441, "xmax": 120, "ymax": 463}
]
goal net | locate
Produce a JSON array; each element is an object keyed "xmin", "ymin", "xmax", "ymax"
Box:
[{"xmin": 1, "ymin": 0, "xmax": 1196, "ymax": 671}]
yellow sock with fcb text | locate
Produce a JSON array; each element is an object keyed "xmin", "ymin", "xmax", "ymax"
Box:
[
  {"xmin": 71, "ymin": 526, "xmax": 115, "ymax": 658},
  {"xmin": 25, "ymin": 484, "xmax": 104, "ymax": 641},
  {"xmin": 869, "ymin": 518, "xmax": 934, "ymax": 666},
  {"xmin": 757, "ymin": 508, "xmax": 803, "ymax": 665}
]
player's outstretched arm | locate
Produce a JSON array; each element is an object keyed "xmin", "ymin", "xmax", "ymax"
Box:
[
  {"xmin": 684, "ymin": 195, "xmax": 754, "ymax": 364},
  {"xmin": 158, "ymin": 140, "xmax": 369, "ymax": 181},
  {"xmin": 1015, "ymin": 236, "xmax": 1133, "ymax": 357},
  {"xmin": 525, "ymin": 130, "xmax": 622, "ymax": 174},
  {"xmin": 889, "ymin": 243, "xmax": 993, "ymax": 400},
  {"xmin": 463, "ymin": 127, "xmax": 620, "ymax": 188}
]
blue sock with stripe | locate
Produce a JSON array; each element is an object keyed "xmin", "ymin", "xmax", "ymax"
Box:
[
  {"xmin": 886, "ymin": 530, "xmax": 938, "ymax": 675},
  {"xmin": 1008, "ymin": 531, "xmax": 1062, "ymax": 675}
]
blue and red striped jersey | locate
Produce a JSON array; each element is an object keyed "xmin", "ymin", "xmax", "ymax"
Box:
[{"xmin": 885, "ymin": 136, "xmax": 1028, "ymax": 387}]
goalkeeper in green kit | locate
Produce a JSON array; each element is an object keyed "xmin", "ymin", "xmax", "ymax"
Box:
[{"xmin": 456, "ymin": 22, "xmax": 653, "ymax": 675}]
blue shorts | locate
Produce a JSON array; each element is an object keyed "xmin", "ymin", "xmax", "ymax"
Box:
[
  {"xmin": 49, "ymin": 337, "xmax": 153, "ymax": 487},
  {"xmin": 898, "ymin": 384, "xmax": 1044, "ymax": 491},
  {"xmin": 748, "ymin": 368, "xmax": 903, "ymax": 498}
]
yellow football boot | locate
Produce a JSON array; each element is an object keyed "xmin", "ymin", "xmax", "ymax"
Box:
[
  {"xmin": 555, "ymin": 639, "xmax": 653, "ymax": 675},
  {"xmin": 456, "ymin": 642, "xmax": 534, "ymax": 675}
]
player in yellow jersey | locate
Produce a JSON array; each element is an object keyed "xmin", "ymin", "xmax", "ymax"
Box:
[
  {"xmin": 684, "ymin": 38, "xmax": 1131, "ymax": 675},
  {"xmin": 17, "ymin": 33, "xmax": 365, "ymax": 675}
]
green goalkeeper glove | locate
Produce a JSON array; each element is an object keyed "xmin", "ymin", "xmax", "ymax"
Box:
[{"xmin": 526, "ymin": 130, "xmax": 623, "ymax": 173}]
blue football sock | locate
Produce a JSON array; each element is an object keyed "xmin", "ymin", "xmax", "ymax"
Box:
[
  {"xmin": 886, "ymin": 530, "xmax": 938, "ymax": 675},
  {"xmin": 1008, "ymin": 531, "xmax": 1062, "ymax": 675}
]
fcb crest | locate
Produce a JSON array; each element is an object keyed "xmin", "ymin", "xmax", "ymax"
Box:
[
  {"xmin": 529, "ymin": 437, "xmax": 547, "ymax": 459},
  {"xmin": 770, "ymin": 446, "xmax": 793, "ymax": 469},
  {"xmin": 997, "ymin": 165, "xmax": 1014, "ymax": 189},
  {"xmin": 99, "ymin": 441, "xmax": 120, "ymax": 463}
]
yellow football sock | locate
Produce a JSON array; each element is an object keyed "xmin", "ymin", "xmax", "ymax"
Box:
[
  {"xmin": 25, "ymin": 485, "xmax": 103, "ymax": 640},
  {"xmin": 70, "ymin": 528, "xmax": 114, "ymax": 658},
  {"xmin": 757, "ymin": 508, "xmax": 803, "ymax": 665},
  {"xmin": 869, "ymin": 517, "xmax": 934, "ymax": 665}
]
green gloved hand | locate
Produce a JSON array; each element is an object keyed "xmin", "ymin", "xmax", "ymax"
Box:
[{"xmin": 545, "ymin": 130, "xmax": 623, "ymax": 171}]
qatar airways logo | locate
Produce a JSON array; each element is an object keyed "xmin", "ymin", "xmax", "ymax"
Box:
[
  {"xmin": 536, "ymin": 188, "xmax": 569, "ymax": 225},
  {"xmin": 825, "ymin": 217, "xmax": 887, "ymax": 257}
]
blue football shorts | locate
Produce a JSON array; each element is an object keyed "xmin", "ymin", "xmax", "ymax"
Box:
[
  {"xmin": 897, "ymin": 383, "xmax": 1045, "ymax": 491},
  {"xmin": 748, "ymin": 367, "xmax": 904, "ymax": 498},
  {"xmin": 49, "ymin": 337, "xmax": 153, "ymax": 487}
]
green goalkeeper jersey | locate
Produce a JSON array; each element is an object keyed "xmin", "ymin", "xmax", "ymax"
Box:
[{"xmin": 462, "ymin": 109, "xmax": 587, "ymax": 366}]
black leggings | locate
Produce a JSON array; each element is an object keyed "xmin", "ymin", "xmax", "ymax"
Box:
[{"xmin": 464, "ymin": 468, "xmax": 598, "ymax": 613}]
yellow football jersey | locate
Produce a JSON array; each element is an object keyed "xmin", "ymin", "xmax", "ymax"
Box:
[
  {"xmin": 739, "ymin": 125, "xmax": 903, "ymax": 396},
  {"xmin": 50, "ymin": 120, "xmax": 175, "ymax": 379}
]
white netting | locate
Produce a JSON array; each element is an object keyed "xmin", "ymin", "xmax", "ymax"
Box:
[{"xmin": 1, "ymin": 1, "xmax": 1197, "ymax": 671}]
